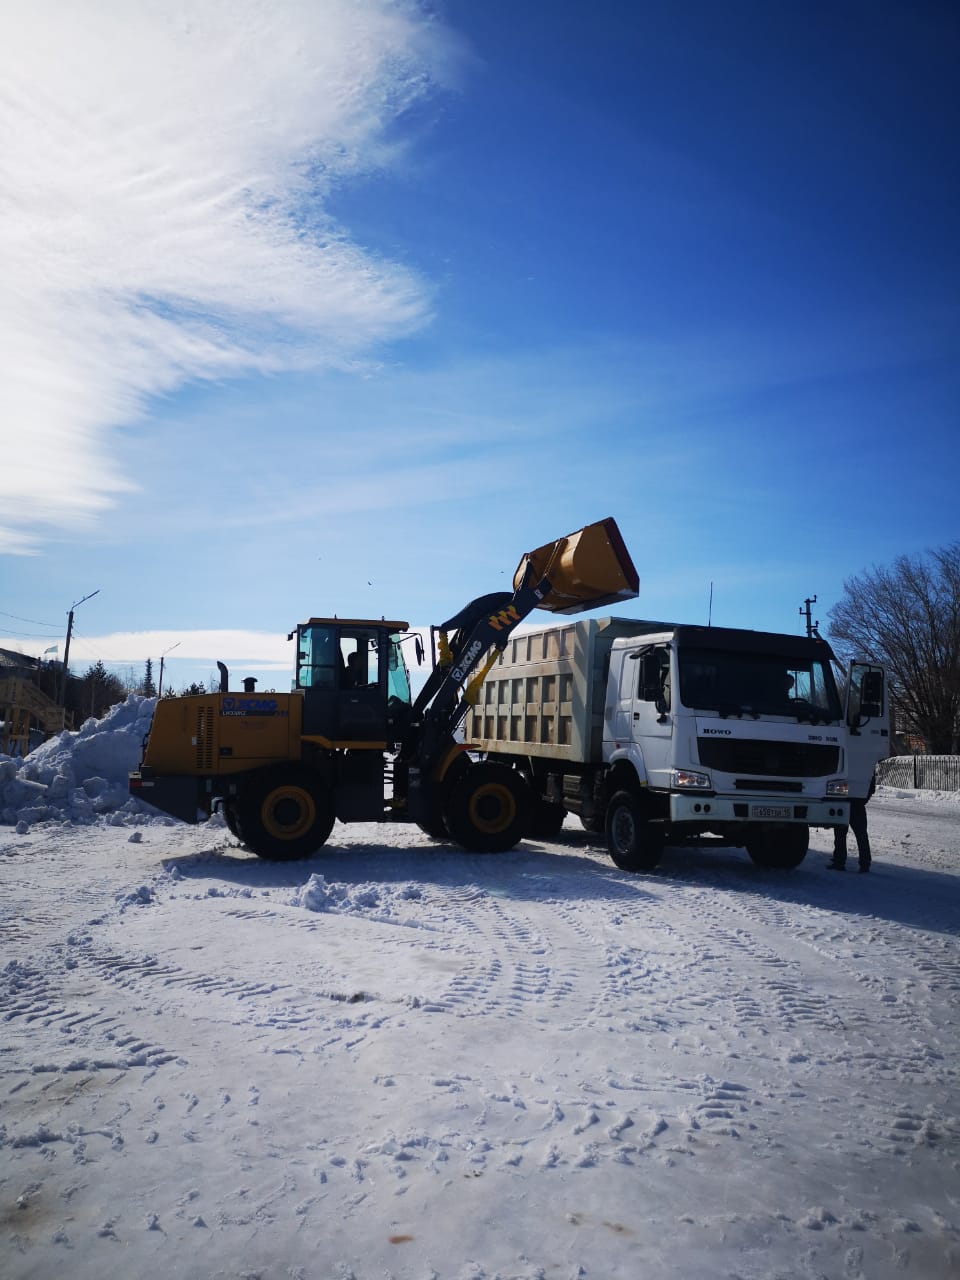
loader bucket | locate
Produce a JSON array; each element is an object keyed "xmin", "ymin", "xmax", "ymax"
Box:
[{"xmin": 513, "ymin": 516, "xmax": 639, "ymax": 614}]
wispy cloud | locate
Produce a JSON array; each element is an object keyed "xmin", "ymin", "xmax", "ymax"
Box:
[{"xmin": 0, "ymin": 1, "xmax": 451, "ymax": 554}]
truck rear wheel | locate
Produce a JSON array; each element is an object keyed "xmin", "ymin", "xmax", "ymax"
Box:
[
  {"xmin": 236, "ymin": 770, "xmax": 335, "ymax": 861},
  {"xmin": 443, "ymin": 762, "xmax": 529, "ymax": 853},
  {"xmin": 745, "ymin": 825, "xmax": 808, "ymax": 870},
  {"xmin": 605, "ymin": 790, "xmax": 664, "ymax": 872},
  {"xmin": 526, "ymin": 798, "xmax": 567, "ymax": 839}
]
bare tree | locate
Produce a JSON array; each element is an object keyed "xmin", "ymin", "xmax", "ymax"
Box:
[{"xmin": 828, "ymin": 543, "xmax": 960, "ymax": 753}]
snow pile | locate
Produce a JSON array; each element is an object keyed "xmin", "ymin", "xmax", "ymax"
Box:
[
  {"xmin": 0, "ymin": 695, "xmax": 159, "ymax": 829},
  {"xmin": 292, "ymin": 872, "xmax": 424, "ymax": 916}
]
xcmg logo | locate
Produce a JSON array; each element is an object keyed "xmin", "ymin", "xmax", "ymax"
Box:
[
  {"xmin": 452, "ymin": 640, "xmax": 483, "ymax": 684},
  {"xmin": 221, "ymin": 697, "xmax": 279, "ymax": 717}
]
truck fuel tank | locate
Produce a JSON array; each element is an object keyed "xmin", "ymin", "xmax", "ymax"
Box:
[{"xmin": 514, "ymin": 516, "xmax": 639, "ymax": 614}]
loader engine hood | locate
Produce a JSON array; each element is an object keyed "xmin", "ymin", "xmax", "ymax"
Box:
[{"xmin": 514, "ymin": 516, "xmax": 639, "ymax": 614}]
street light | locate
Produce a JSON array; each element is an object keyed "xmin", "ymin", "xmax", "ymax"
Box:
[
  {"xmin": 157, "ymin": 642, "xmax": 181, "ymax": 699},
  {"xmin": 60, "ymin": 590, "xmax": 99, "ymax": 705}
]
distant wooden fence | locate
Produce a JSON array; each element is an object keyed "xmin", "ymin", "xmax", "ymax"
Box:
[{"xmin": 877, "ymin": 755, "xmax": 960, "ymax": 791}]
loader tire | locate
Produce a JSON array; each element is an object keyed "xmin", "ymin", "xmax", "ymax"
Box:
[
  {"xmin": 416, "ymin": 815, "xmax": 450, "ymax": 840},
  {"xmin": 745, "ymin": 824, "xmax": 808, "ymax": 870},
  {"xmin": 237, "ymin": 770, "xmax": 334, "ymax": 861},
  {"xmin": 605, "ymin": 790, "xmax": 663, "ymax": 873},
  {"xmin": 443, "ymin": 762, "xmax": 529, "ymax": 854}
]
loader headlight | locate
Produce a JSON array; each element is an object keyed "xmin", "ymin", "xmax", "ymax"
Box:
[
  {"xmin": 672, "ymin": 768, "xmax": 712, "ymax": 790},
  {"xmin": 826, "ymin": 779, "xmax": 849, "ymax": 797}
]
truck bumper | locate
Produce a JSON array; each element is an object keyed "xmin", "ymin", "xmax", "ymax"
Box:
[
  {"xmin": 669, "ymin": 792, "xmax": 849, "ymax": 828},
  {"xmin": 129, "ymin": 771, "xmax": 206, "ymax": 824}
]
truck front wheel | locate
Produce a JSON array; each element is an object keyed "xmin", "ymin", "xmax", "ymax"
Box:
[
  {"xmin": 236, "ymin": 770, "xmax": 335, "ymax": 861},
  {"xmin": 745, "ymin": 825, "xmax": 808, "ymax": 870},
  {"xmin": 443, "ymin": 762, "xmax": 529, "ymax": 853},
  {"xmin": 605, "ymin": 790, "xmax": 664, "ymax": 872}
]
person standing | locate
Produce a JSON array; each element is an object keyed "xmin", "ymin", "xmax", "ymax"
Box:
[{"xmin": 828, "ymin": 773, "xmax": 875, "ymax": 873}]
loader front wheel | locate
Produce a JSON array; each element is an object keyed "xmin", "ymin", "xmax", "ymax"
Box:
[
  {"xmin": 443, "ymin": 762, "xmax": 529, "ymax": 853},
  {"xmin": 222, "ymin": 802, "xmax": 242, "ymax": 839},
  {"xmin": 237, "ymin": 771, "xmax": 334, "ymax": 861},
  {"xmin": 416, "ymin": 814, "xmax": 450, "ymax": 840}
]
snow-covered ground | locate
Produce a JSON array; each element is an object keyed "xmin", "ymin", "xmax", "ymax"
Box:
[{"xmin": 2, "ymin": 704, "xmax": 959, "ymax": 1279}]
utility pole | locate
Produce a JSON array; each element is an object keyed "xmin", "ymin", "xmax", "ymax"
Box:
[
  {"xmin": 799, "ymin": 595, "xmax": 819, "ymax": 639},
  {"xmin": 60, "ymin": 590, "xmax": 100, "ymax": 705},
  {"xmin": 157, "ymin": 641, "xmax": 181, "ymax": 699}
]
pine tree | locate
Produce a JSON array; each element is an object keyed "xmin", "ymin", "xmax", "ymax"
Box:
[
  {"xmin": 141, "ymin": 657, "xmax": 157, "ymax": 698},
  {"xmin": 79, "ymin": 661, "xmax": 126, "ymax": 718}
]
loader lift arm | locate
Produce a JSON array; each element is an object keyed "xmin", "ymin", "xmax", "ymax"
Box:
[{"xmin": 401, "ymin": 517, "xmax": 639, "ymax": 780}]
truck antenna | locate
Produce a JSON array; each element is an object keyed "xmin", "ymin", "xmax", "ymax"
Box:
[{"xmin": 708, "ymin": 581, "xmax": 713, "ymax": 627}]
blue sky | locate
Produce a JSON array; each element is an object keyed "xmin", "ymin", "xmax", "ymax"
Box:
[{"xmin": 1, "ymin": 0, "xmax": 957, "ymax": 694}]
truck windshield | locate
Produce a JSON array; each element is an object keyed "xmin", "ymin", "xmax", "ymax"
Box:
[{"xmin": 678, "ymin": 647, "xmax": 842, "ymax": 722}]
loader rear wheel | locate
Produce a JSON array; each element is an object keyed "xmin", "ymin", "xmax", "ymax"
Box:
[
  {"xmin": 443, "ymin": 762, "xmax": 529, "ymax": 853},
  {"xmin": 237, "ymin": 771, "xmax": 334, "ymax": 861},
  {"xmin": 605, "ymin": 790, "xmax": 663, "ymax": 873}
]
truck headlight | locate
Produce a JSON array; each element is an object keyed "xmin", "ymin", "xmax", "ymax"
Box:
[
  {"xmin": 826, "ymin": 779, "xmax": 849, "ymax": 796},
  {"xmin": 673, "ymin": 768, "xmax": 712, "ymax": 790}
]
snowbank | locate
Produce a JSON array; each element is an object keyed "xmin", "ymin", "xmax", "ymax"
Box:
[{"xmin": 0, "ymin": 695, "xmax": 162, "ymax": 830}]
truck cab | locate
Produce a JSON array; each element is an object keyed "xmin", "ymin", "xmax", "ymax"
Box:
[{"xmin": 604, "ymin": 625, "xmax": 850, "ymax": 846}]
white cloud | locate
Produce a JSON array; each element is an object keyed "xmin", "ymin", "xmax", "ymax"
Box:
[{"xmin": 0, "ymin": 0, "xmax": 451, "ymax": 553}]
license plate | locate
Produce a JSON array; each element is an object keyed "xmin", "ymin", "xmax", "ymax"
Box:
[{"xmin": 751, "ymin": 805, "xmax": 792, "ymax": 820}]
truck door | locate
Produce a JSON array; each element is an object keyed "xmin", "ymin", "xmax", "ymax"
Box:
[
  {"xmin": 614, "ymin": 645, "xmax": 673, "ymax": 784},
  {"xmin": 843, "ymin": 662, "xmax": 889, "ymax": 798}
]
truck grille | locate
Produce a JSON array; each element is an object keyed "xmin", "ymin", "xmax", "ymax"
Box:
[
  {"xmin": 195, "ymin": 704, "xmax": 215, "ymax": 770},
  {"xmin": 697, "ymin": 737, "xmax": 839, "ymax": 778}
]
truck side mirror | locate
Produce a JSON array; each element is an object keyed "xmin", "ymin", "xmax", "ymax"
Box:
[{"xmin": 859, "ymin": 669, "xmax": 883, "ymax": 719}]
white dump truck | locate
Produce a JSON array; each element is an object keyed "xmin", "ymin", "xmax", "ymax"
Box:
[{"xmin": 464, "ymin": 616, "xmax": 888, "ymax": 872}]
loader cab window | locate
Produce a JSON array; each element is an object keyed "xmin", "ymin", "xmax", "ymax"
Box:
[
  {"xmin": 340, "ymin": 634, "xmax": 377, "ymax": 689},
  {"xmin": 296, "ymin": 625, "xmax": 339, "ymax": 689},
  {"xmin": 386, "ymin": 634, "xmax": 412, "ymax": 705}
]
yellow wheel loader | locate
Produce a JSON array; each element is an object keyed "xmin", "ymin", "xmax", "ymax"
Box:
[{"xmin": 129, "ymin": 517, "xmax": 639, "ymax": 860}]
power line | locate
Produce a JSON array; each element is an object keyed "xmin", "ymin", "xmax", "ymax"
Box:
[
  {"xmin": 0, "ymin": 609, "xmax": 60, "ymax": 629},
  {"xmin": 0, "ymin": 626, "xmax": 54, "ymax": 639}
]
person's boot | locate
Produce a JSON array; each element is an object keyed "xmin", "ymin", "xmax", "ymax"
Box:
[
  {"xmin": 859, "ymin": 861, "xmax": 871, "ymax": 873},
  {"xmin": 827, "ymin": 859, "xmax": 846, "ymax": 871}
]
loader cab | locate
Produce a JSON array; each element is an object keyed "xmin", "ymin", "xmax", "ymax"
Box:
[{"xmin": 294, "ymin": 618, "xmax": 412, "ymax": 744}]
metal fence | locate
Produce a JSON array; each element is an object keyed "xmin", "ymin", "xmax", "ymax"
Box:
[{"xmin": 877, "ymin": 755, "xmax": 960, "ymax": 791}]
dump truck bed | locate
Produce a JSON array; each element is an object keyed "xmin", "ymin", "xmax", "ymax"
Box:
[{"xmin": 464, "ymin": 616, "xmax": 675, "ymax": 764}]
